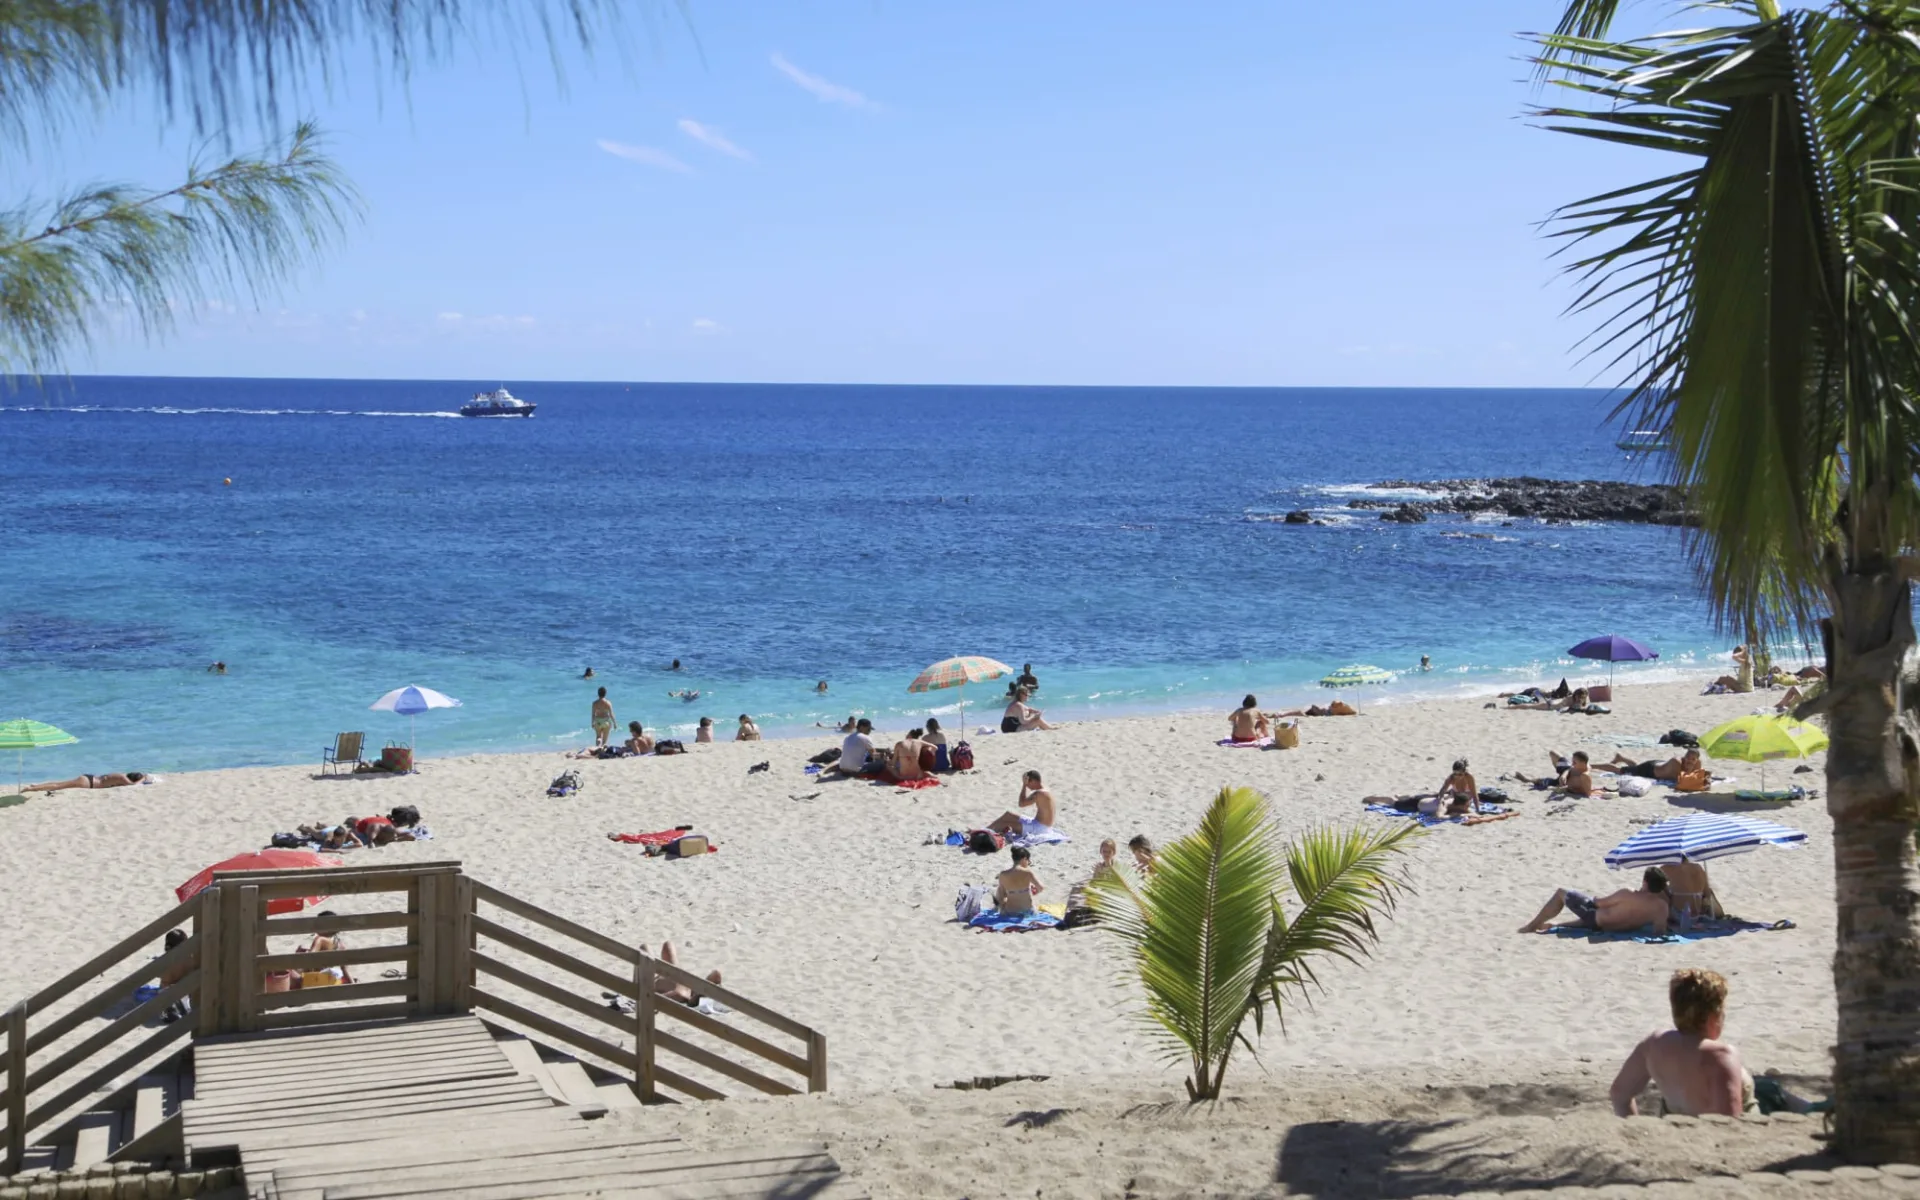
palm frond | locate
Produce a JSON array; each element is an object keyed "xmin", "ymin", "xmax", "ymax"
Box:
[{"xmin": 0, "ymin": 121, "xmax": 355, "ymax": 374}]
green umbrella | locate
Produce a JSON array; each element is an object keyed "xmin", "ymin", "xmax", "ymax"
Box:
[
  {"xmin": 1699, "ymin": 713, "xmax": 1828, "ymax": 795},
  {"xmin": 1319, "ymin": 664, "xmax": 1396, "ymax": 688},
  {"xmin": 0, "ymin": 719, "xmax": 79, "ymax": 800}
]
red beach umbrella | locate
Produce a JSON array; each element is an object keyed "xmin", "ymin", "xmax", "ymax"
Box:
[{"xmin": 177, "ymin": 849, "xmax": 341, "ymax": 914}]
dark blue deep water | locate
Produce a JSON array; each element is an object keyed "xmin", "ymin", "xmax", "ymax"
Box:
[{"xmin": 0, "ymin": 378, "xmax": 1728, "ymax": 772}]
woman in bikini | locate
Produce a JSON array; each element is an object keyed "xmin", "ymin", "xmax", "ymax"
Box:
[{"xmin": 29, "ymin": 772, "xmax": 146, "ymax": 791}]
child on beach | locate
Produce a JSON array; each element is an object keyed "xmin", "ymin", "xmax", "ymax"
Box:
[
  {"xmin": 1128, "ymin": 834, "xmax": 1156, "ymax": 875},
  {"xmin": 736, "ymin": 714, "xmax": 762, "ymax": 741},
  {"xmin": 696, "ymin": 717, "xmax": 714, "ymax": 743}
]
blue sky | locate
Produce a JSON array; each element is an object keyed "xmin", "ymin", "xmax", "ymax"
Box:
[{"xmin": 42, "ymin": 1, "xmax": 1659, "ymax": 386}]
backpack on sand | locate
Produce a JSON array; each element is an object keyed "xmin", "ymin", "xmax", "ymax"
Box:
[
  {"xmin": 951, "ymin": 741, "xmax": 975, "ymax": 771},
  {"xmin": 955, "ymin": 884, "xmax": 991, "ymax": 923}
]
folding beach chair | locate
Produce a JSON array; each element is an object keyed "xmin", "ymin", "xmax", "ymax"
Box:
[{"xmin": 322, "ymin": 731, "xmax": 366, "ymax": 775}]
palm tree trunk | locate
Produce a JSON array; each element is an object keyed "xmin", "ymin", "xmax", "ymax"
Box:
[{"xmin": 1825, "ymin": 568, "xmax": 1920, "ymax": 1163}]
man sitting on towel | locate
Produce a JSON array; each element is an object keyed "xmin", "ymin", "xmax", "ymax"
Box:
[
  {"xmin": 988, "ymin": 769, "xmax": 1057, "ymax": 841},
  {"xmin": 823, "ymin": 719, "xmax": 885, "ymax": 778},
  {"xmin": 1229, "ymin": 695, "xmax": 1271, "ymax": 743},
  {"xmin": 1518, "ymin": 867, "xmax": 1670, "ymax": 935},
  {"xmin": 1609, "ymin": 968, "xmax": 1753, "ymax": 1117}
]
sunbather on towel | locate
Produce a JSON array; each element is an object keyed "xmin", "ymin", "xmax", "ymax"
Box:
[
  {"xmin": 28, "ymin": 772, "xmax": 147, "ymax": 791},
  {"xmin": 1610, "ymin": 968, "xmax": 1753, "ymax": 1117},
  {"xmin": 1228, "ymin": 695, "xmax": 1272, "ymax": 744},
  {"xmin": 1518, "ymin": 867, "xmax": 1670, "ymax": 935},
  {"xmin": 1534, "ymin": 750, "xmax": 1596, "ymax": 796},
  {"xmin": 1275, "ymin": 701, "xmax": 1358, "ymax": 717},
  {"xmin": 1597, "ymin": 749, "xmax": 1700, "ymax": 781},
  {"xmin": 297, "ymin": 822, "xmax": 364, "ymax": 850},
  {"xmin": 988, "ymin": 770, "xmax": 1058, "ymax": 840},
  {"xmin": 1433, "ymin": 759, "xmax": 1478, "ymax": 814},
  {"xmin": 641, "ymin": 941, "xmax": 722, "ymax": 1007},
  {"xmin": 889, "ymin": 728, "xmax": 933, "ymax": 782},
  {"xmin": 994, "ymin": 846, "xmax": 1045, "ymax": 915}
]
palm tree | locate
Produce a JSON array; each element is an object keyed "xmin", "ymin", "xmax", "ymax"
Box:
[
  {"xmin": 1536, "ymin": 0, "xmax": 1920, "ymax": 1162},
  {"xmin": 1088, "ymin": 786, "xmax": 1415, "ymax": 1102},
  {"xmin": 0, "ymin": 0, "xmax": 657, "ymax": 376}
]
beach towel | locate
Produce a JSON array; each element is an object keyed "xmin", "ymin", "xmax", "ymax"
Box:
[
  {"xmin": 1588, "ymin": 733, "xmax": 1664, "ymax": 749},
  {"xmin": 1547, "ymin": 918, "xmax": 1794, "ymax": 944},
  {"xmin": 1733, "ymin": 787, "xmax": 1807, "ymax": 802},
  {"xmin": 608, "ymin": 827, "xmax": 694, "ymax": 846},
  {"xmin": 874, "ymin": 776, "xmax": 942, "ymax": 789},
  {"xmin": 1216, "ymin": 737, "xmax": 1273, "ymax": 749},
  {"xmin": 967, "ymin": 909, "xmax": 1062, "ymax": 932},
  {"xmin": 1365, "ymin": 803, "xmax": 1509, "ymax": 827},
  {"xmin": 1006, "ymin": 826, "xmax": 1070, "ymax": 849}
]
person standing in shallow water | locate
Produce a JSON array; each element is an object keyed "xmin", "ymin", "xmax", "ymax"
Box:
[{"xmin": 591, "ymin": 687, "xmax": 615, "ymax": 749}]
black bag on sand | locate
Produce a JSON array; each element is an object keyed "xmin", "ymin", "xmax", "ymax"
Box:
[
  {"xmin": 655, "ymin": 739, "xmax": 686, "ymax": 755},
  {"xmin": 1660, "ymin": 729, "xmax": 1700, "ymax": 748},
  {"xmin": 809, "ymin": 747, "xmax": 843, "ymax": 765}
]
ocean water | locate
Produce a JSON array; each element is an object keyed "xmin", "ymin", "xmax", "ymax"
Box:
[{"xmin": 0, "ymin": 378, "xmax": 1739, "ymax": 775}]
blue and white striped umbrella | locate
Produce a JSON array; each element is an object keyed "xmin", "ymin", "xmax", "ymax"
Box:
[{"xmin": 1605, "ymin": 811, "xmax": 1806, "ymax": 869}]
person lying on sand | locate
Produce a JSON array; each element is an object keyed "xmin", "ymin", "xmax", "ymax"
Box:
[
  {"xmin": 28, "ymin": 772, "xmax": 147, "ymax": 791},
  {"xmin": 1519, "ymin": 867, "xmax": 1670, "ymax": 935},
  {"xmin": 1228, "ymin": 695, "xmax": 1272, "ymax": 743},
  {"xmin": 297, "ymin": 822, "xmax": 364, "ymax": 850},
  {"xmin": 1273, "ymin": 700, "xmax": 1358, "ymax": 718},
  {"xmin": 1596, "ymin": 748, "xmax": 1700, "ymax": 781},
  {"xmin": 994, "ymin": 846, "xmax": 1045, "ymax": 915},
  {"xmin": 1002, "ymin": 689, "xmax": 1056, "ymax": 732},
  {"xmin": 1610, "ymin": 968, "xmax": 1752, "ymax": 1117},
  {"xmin": 642, "ymin": 941, "xmax": 723, "ymax": 1007},
  {"xmin": 987, "ymin": 769, "xmax": 1057, "ymax": 839},
  {"xmin": 1552, "ymin": 687, "xmax": 1596, "ymax": 713},
  {"xmin": 1528, "ymin": 750, "xmax": 1597, "ymax": 796}
]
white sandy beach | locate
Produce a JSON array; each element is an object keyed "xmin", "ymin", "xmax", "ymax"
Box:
[{"xmin": 0, "ymin": 679, "xmax": 1844, "ymax": 1194}]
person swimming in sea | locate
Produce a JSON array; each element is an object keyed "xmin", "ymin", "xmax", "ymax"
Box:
[
  {"xmin": 670, "ymin": 659, "xmax": 683, "ymax": 671},
  {"xmin": 582, "ymin": 666, "xmax": 595, "ymax": 679},
  {"xmin": 208, "ymin": 661, "xmax": 227, "ymax": 674}
]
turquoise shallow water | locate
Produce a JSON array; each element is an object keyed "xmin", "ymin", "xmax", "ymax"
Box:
[{"xmin": 0, "ymin": 378, "xmax": 1736, "ymax": 775}]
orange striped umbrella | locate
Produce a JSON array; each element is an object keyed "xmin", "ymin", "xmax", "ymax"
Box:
[{"xmin": 908, "ymin": 656, "xmax": 1013, "ymax": 737}]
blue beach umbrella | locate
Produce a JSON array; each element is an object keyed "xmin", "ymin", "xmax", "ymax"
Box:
[
  {"xmin": 1568, "ymin": 633, "xmax": 1658, "ymax": 689},
  {"xmin": 368, "ymin": 685, "xmax": 461, "ymax": 759},
  {"xmin": 1604, "ymin": 811, "xmax": 1806, "ymax": 870}
]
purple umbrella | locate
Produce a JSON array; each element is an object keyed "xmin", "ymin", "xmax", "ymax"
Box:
[{"xmin": 1568, "ymin": 634, "xmax": 1658, "ymax": 689}]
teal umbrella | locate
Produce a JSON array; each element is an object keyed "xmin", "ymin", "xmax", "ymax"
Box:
[
  {"xmin": 0, "ymin": 719, "xmax": 79, "ymax": 799},
  {"xmin": 1319, "ymin": 664, "xmax": 1396, "ymax": 688}
]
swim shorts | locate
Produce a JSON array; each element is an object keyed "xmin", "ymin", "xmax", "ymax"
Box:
[{"xmin": 1562, "ymin": 889, "xmax": 1599, "ymax": 929}]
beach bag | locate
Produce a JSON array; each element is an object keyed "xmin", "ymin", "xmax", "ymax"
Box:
[
  {"xmin": 655, "ymin": 739, "xmax": 686, "ymax": 756},
  {"xmin": 299, "ymin": 969, "xmax": 340, "ymax": 989},
  {"xmin": 809, "ymin": 746, "xmax": 842, "ymax": 765},
  {"xmin": 1478, "ymin": 786, "xmax": 1510, "ymax": 805},
  {"xmin": 390, "ymin": 804, "xmax": 421, "ymax": 827},
  {"xmin": 1328, "ymin": 700, "xmax": 1357, "ymax": 716},
  {"xmin": 1661, "ymin": 729, "xmax": 1700, "ymax": 748},
  {"xmin": 380, "ymin": 744, "xmax": 413, "ymax": 773},
  {"xmin": 270, "ymin": 832, "xmax": 305, "ymax": 849},
  {"xmin": 1675, "ymin": 769, "xmax": 1711, "ymax": 793},
  {"xmin": 952, "ymin": 741, "xmax": 975, "ymax": 771},
  {"xmin": 1617, "ymin": 776, "xmax": 1653, "ymax": 797},
  {"xmin": 955, "ymin": 884, "xmax": 991, "ymax": 923},
  {"xmin": 1274, "ymin": 722, "xmax": 1300, "ymax": 749},
  {"xmin": 264, "ymin": 971, "xmax": 293, "ymax": 993},
  {"xmin": 665, "ymin": 834, "xmax": 709, "ymax": 858},
  {"xmin": 966, "ymin": 829, "xmax": 1003, "ymax": 855},
  {"xmin": 547, "ymin": 770, "xmax": 583, "ymax": 797}
]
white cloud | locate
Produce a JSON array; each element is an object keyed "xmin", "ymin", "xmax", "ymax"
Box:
[
  {"xmin": 437, "ymin": 312, "xmax": 464, "ymax": 323},
  {"xmin": 690, "ymin": 318, "xmax": 723, "ymax": 335},
  {"xmin": 596, "ymin": 139, "xmax": 695, "ymax": 174},
  {"xmin": 677, "ymin": 119, "xmax": 753, "ymax": 161},
  {"xmin": 348, "ymin": 309, "xmax": 368, "ymax": 324},
  {"xmin": 770, "ymin": 53, "xmax": 871, "ymax": 107}
]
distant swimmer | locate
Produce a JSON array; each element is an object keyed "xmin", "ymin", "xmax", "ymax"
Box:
[
  {"xmin": 669, "ymin": 659, "xmax": 683, "ymax": 671},
  {"xmin": 582, "ymin": 667, "xmax": 595, "ymax": 679},
  {"xmin": 668, "ymin": 689, "xmax": 700, "ymax": 702},
  {"xmin": 815, "ymin": 680, "xmax": 829, "ymax": 694},
  {"xmin": 1420, "ymin": 655, "xmax": 1432, "ymax": 672},
  {"xmin": 30, "ymin": 772, "xmax": 148, "ymax": 791},
  {"xmin": 208, "ymin": 661, "xmax": 227, "ymax": 674}
]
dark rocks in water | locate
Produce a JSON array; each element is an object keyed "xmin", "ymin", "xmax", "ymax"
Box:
[
  {"xmin": 1379, "ymin": 503, "xmax": 1427, "ymax": 524},
  {"xmin": 1283, "ymin": 510, "xmax": 1314, "ymax": 524},
  {"xmin": 1350, "ymin": 477, "xmax": 1693, "ymax": 527}
]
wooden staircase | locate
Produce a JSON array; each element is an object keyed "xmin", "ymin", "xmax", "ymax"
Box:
[{"xmin": 2, "ymin": 861, "xmax": 850, "ymax": 1198}]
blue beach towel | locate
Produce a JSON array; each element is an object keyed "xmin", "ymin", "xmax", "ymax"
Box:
[
  {"xmin": 1364, "ymin": 803, "xmax": 1509, "ymax": 827},
  {"xmin": 1548, "ymin": 918, "xmax": 1793, "ymax": 945},
  {"xmin": 967, "ymin": 909, "xmax": 1062, "ymax": 932}
]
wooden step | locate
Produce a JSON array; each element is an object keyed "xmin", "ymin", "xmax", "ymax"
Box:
[
  {"xmin": 596, "ymin": 1079, "xmax": 644, "ymax": 1109},
  {"xmin": 265, "ymin": 1131, "xmax": 686, "ymax": 1199},
  {"xmin": 542, "ymin": 1060, "xmax": 609, "ymax": 1117},
  {"xmin": 494, "ymin": 1037, "xmax": 566, "ymax": 1105},
  {"xmin": 319, "ymin": 1143, "xmax": 841, "ymax": 1200},
  {"xmin": 69, "ymin": 1111, "xmax": 119, "ymax": 1170}
]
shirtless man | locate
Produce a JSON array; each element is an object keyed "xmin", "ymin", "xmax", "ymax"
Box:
[
  {"xmin": 1597, "ymin": 748, "xmax": 1700, "ymax": 781},
  {"xmin": 1519, "ymin": 866, "xmax": 1670, "ymax": 934},
  {"xmin": 988, "ymin": 770, "xmax": 1057, "ymax": 838},
  {"xmin": 29, "ymin": 772, "xmax": 147, "ymax": 791},
  {"xmin": 1229, "ymin": 695, "xmax": 1271, "ymax": 744},
  {"xmin": 642, "ymin": 941, "xmax": 723, "ymax": 1007},
  {"xmin": 889, "ymin": 728, "xmax": 931, "ymax": 782},
  {"xmin": 591, "ymin": 687, "xmax": 615, "ymax": 749},
  {"xmin": 1610, "ymin": 968, "xmax": 1751, "ymax": 1116},
  {"xmin": 994, "ymin": 846, "xmax": 1045, "ymax": 914},
  {"xmin": 1542, "ymin": 750, "xmax": 1596, "ymax": 796},
  {"xmin": 626, "ymin": 722, "xmax": 655, "ymax": 755}
]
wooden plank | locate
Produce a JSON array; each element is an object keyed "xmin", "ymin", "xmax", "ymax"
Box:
[
  {"xmin": 272, "ymin": 1138, "xmax": 691, "ymax": 1194},
  {"xmin": 252, "ymin": 1000, "xmax": 415, "ymax": 1032},
  {"xmin": 541, "ymin": 1061, "xmax": 607, "ymax": 1114},
  {"xmin": 235, "ymin": 886, "xmax": 259, "ymax": 1033},
  {"xmin": 186, "ymin": 1085, "xmax": 552, "ymax": 1138},
  {"xmin": 655, "ymin": 999, "xmax": 810, "ymax": 1078},
  {"xmin": 187, "ymin": 1069, "xmax": 529, "ymax": 1117},
  {"xmin": 596, "ymin": 1080, "xmax": 643, "ymax": 1109},
  {"xmin": 193, "ymin": 1013, "xmax": 477, "ymax": 1050},
  {"xmin": 211, "ymin": 860, "xmax": 461, "ymax": 882},
  {"xmin": 645, "ymin": 957, "xmax": 816, "ymax": 1043},
  {"xmin": 651, "ymin": 1029, "xmax": 799, "ymax": 1097},
  {"xmin": 24, "ymin": 936, "xmax": 198, "ymax": 1054},
  {"xmin": 24, "ymin": 971, "xmax": 200, "ymax": 1093},
  {"xmin": 69, "ymin": 1112, "xmax": 115, "ymax": 1170},
  {"xmin": 248, "ymin": 874, "xmax": 446, "ymax": 901},
  {"xmin": 471, "ymin": 953, "xmax": 636, "ymax": 1034},
  {"xmin": 261, "ymin": 912, "xmax": 416, "ymax": 937},
  {"xmin": 24, "ymin": 1018, "xmax": 190, "ymax": 1131},
  {"xmin": 808, "ymin": 1030, "xmax": 828, "ymax": 1093},
  {"xmin": 196, "ymin": 1040, "xmax": 501, "ymax": 1080},
  {"xmin": 192, "ymin": 1053, "xmax": 516, "ymax": 1096},
  {"xmin": 470, "ymin": 882, "xmax": 640, "ymax": 966},
  {"xmin": 130, "ymin": 1083, "xmax": 164, "ymax": 1142},
  {"xmin": 493, "ymin": 1038, "xmax": 565, "ymax": 1104},
  {"xmin": 193, "ymin": 887, "xmax": 222, "ymax": 1035},
  {"xmin": 452, "ymin": 875, "xmax": 475, "ymax": 1012},
  {"xmin": 634, "ymin": 953, "xmax": 657, "ymax": 1103},
  {"xmin": 253, "ymin": 944, "xmax": 418, "ymax": 973},
  {"xmin": 468, "ymin": 988, "xmax": 640, "ymax": 1073},
  {"xmin": 433, "ymin": 873, "xmax": 460, "ymax": 1017},
  {"xmin": 216, "ymin": 882, "xmax": 245, "ymax": 1036},
  {"xmin": 18, "ymin": 896, "xmax": 199, "ymax": 1015},
  {"xmin": 253, "ymin": 976, "xmax": 415, "ymax": 1012},
  {"xmin": 215, "ymin": 1106, "xmax": 581, "ymax": 1157},
  {"xmin": 5, "ymin": 1004, "xmax": 26, "ymax": 1174},
  {"xmin": 414, "ymin": 868, "xmax": 438, "ymax": 1017},
  {"xmin": 318, "ymin": 1144, "xmax": 838, "ymax": 1200},
  {"xmin": 469, "ymin": 916, "xmax": 630, "ymax": 996},
  {"xmin": 651, "ymin": 1063, "xmax": 725, "ymax": 1103}
]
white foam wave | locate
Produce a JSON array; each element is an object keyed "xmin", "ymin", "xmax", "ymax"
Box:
[
  {"xmin": 1, "ymin": 405, "xmax": 462, "ymax": 418},
  {"xmin": 1308, "ymin": 482, "xmax": 1447, "ymax": 502}
]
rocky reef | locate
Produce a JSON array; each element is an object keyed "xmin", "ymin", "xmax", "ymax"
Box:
[{"xmin": 1346, "ymin": 477, "xmax": 1692, "ymax": 526}]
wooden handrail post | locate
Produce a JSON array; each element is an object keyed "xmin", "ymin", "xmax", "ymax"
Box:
[
  {"xmin": 411, "ymin": 872, "xmax": 433, "ymax": 1016},
  {"xmin": 807, "ymin": 1031, "xmax": 828, "ymax": 1094},
  {"xmin": 633, "ymin": 953, "xmax": 657, "ymax": 1103},
  {"xmin": 452, "ymin": 875, "xmax": 474, "ymax": 1013},
  {"xmin": 194, "ymin": 886, "xmax": 222, "ymax": 1034},
  {"xmin": 235, "ymin": 886, "xmax": 260, "ymax": 1033},
  {"xmin": 5, "ymin": 1002, "xmax": 26, "ymax": 1174}
]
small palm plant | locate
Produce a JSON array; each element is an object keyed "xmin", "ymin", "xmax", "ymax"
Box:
[{"xmin": 1089, "ymin": 786, "xmax": 1416, "ymax": 1101}]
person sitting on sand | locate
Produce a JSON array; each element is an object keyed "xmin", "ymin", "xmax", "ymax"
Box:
[
  {"xmin": 1610, "ymin": 968, "xmax": 1752, "ymax": 1117},
  {"xmin": 888, "ymin": 728, "xmax": 933, "ymax": 782},
  {"xmin": 1660, "ymin": 856, "xmax": 1722, "ymax": 922},
  {"xmin": 823, "ymin": 719, "xmax": 881, "ymax": 777},
  {"xmin": 625, "ymin": 721, "xmax": 655, "ymax": 755},
  {"xmin": 29, "ymin": 772, "xmax": 147, "ymax": 791},
  {"xmin": 1774, "ymin": 686, "xmax": 1806, "ymax": 713},
  {"xmin": 642, "ymin": 941, "xmax": 723, "ymax": 1007},
  {"xmin": 1434, "ymin": 758, "xmax": 1478, "ymax": 814},
  {"xmin": 1529, "ymin": 750, "xmax": 1597, "ymax": 796},
  {"xmin": 695, "ymin": 717, "xmax": 715, "ymax": 744},
  {"xmin": 1519, "ymin": 867, "xmax": 1670, "ymax": 935},
  {"xmin": 994, "ymin": 846, "xmax": 1045, "ymax": 915},
  {"xmin": 987, "ymin": 769, "xmax": 1057, "ymax": 840},
  {"xmin": 1091, "ymin": 837, "xmax": 1121, "ymax": 882},
  {"xmin": 1002, "ymin": 689, "xmax": 1056, "ymax": 733},
  {"xmin": 923, "ymin": 717, "xmax": 951, "ymax": 771},
  {"xmin": 735, "ymin": 714, "xmax": 762, "ymax": 742},
  {"xmin": 1128, "ymin": 834, "xmax": 1156, "ymax": 875},
  {"xmin": 1707, "ymin": 645, "xmax": 1755, "ymax": 694},
  {"xmin": 1229, "ymin": 695, "xmax": 1272, "ymax": 743},
  {"xmin": 1597, "ymin": 748, "xmax": 1701, "ymax": 781}
]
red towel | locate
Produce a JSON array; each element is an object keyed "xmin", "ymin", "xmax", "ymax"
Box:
[
  {"xmin": 873, "ymin": 776, "xmax": 942, "ymax": 790},
  {"xmin": 608, "ymin": 829, "xmax": 685, "ymax": 845}
]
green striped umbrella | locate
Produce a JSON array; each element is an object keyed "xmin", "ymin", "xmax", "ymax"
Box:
[
  {"xmin": 0, "ymin": 719, "xmax": 79, "ymax": 799},
  {"xmin": 1318, "ymin": 664, "xmax": 1397, "ymax": 689}
]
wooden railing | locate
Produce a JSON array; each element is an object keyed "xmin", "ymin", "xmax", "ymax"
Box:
[{"xmin": 2, "ymin": 859, "xmax": 825, "ymax": 1172}]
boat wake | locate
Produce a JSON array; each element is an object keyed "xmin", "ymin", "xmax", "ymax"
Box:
[{"xmin": 1, "ymin": 406, "xmax": 464, "ymax": 418}]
